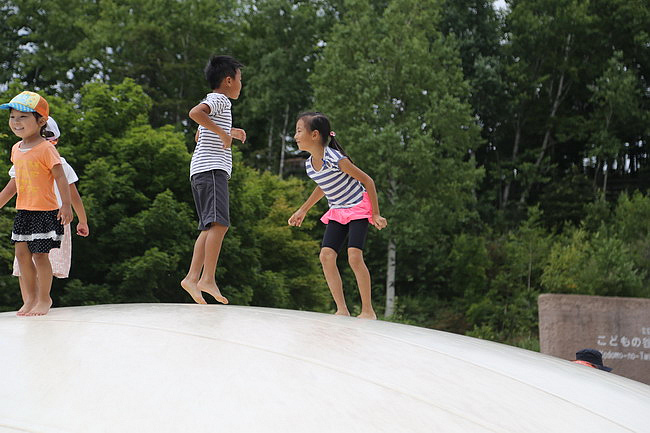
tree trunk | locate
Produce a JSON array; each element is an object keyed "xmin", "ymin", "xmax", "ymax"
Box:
[
  {"xmin": 384, "ymin": 237, "xmax": 396, "ymax": 318},
  {"xmin": 266, "ymin": 117, "xmax": 274, "ymax": 172},
  {"xmin": 384, "ymin": 177, "xmax": 398, "ymax": 318},
  {"xmin": 278, "ymin": 104, "xmax": 289, "ymax": 178},
  {"xmin": 501, "ymin": 118, "xmax": 521, "ymax": 209},
  {"xmin": 603, "ymin": 161, "xmax": 608, "ymax": 196},
  {"xmin": 519, "ymin": 34, "xmax": 572, "ymax": 205},
  {"xmin": 593, "ymin": 159, "xmax": 601, "ymax": 189}
]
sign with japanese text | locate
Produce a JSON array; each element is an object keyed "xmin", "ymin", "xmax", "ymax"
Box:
[{"xmin": 538, "ymin": 294, "xmax": 650, "ymax": 385}]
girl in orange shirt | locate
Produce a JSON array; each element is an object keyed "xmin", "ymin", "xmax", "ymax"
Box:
[{"xmin": 0, "ymin": 91, "xmax": 73, "ymax": 316}]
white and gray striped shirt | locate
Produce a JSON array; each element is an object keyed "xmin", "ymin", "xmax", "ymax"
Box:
[
  {"xmin": 190, "ymin": 92, "xmax": 232, "ymax": 179},
  {"xmin": 306, "ymin": 147, "xmax": 365, "ymax": 209}
]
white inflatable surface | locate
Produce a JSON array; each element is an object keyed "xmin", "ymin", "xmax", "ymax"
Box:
[{"xmin": 1, "ymin": 304, "xmax": 649, "ymax": 433}]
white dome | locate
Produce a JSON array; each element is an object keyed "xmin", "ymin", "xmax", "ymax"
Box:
[{"xmin": 1, "ymin": 304, "xmax": 649, "ymax": 432}]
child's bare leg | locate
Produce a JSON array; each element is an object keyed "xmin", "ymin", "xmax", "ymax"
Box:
[
  {"xmin": 181, "ymin": 230, "xmax": 208, "ymax": 304},
  {"xmin": 320, "ymin": 247, "xmax": 350, "ymax": 316},
  {"xmin": 16, "ymin": 276, "xmax": 35, "ymax": 316},
  {"xmin": 27, "ymin": 253, "xmax": 53, "ymax": 316},
  {"xmin": 348, "ymin": 248, "xmax": 376, "ymax": 320},
  {"xmin": 15, "ymin": 243, "xmax": 36, "ymax": 316},
  {"xmin": 197, "ymin": 223, "xmax": 229, "ymax": 304}
]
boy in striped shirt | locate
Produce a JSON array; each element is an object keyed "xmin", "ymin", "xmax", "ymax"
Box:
[{"xmin": 181, "ymin": 55, "xmax": 246, "ymax": 305}]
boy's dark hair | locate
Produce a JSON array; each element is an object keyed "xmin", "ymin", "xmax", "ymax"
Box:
[
  {"xmin": 205, "ymin": 55, "xmax": 243, "ymax": 89},
  {"xmin": 297, "ymin": 112, "xmax": 350, "ymax": 159}
]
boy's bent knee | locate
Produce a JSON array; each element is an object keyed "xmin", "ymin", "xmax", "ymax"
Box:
[{"xmin": 207, "ymin": 222, "xmax": 229, "ymax": 232}]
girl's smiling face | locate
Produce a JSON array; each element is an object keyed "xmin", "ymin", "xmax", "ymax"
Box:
[
  {"xmin": 8, "ymin": 109, "xmax": 45, "ymax": 139},
  {"xmin": 294, "ymin": 118, "xmax": 319, "ymax": 151}
]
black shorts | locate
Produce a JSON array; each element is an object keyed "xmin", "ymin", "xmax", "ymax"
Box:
[
  {"xmin": 321, "ymin": 219, "xmax": 369, "ymax": 252},
  {"xmin": 191, "ymin": 169, "xmax": 230, "ymax": 230}
]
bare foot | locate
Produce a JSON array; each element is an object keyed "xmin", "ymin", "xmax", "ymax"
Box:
[
  {"xmin": 17, "ymin": 300, "xmax": 36, "ymax": 317},
  {"xmin": 198, "ymin": 282, "xmax": 228, "ymax": 304},
  {"xmin": 335, "ymin": 309, "xmax": 351, "ymax": 316},
  {"xmin": 357, "ymin": 310, "xmax": 377, "ymax": 320},
  {"xmin": 181, "ymin": 278, "xmax": 207, "ymax": 304},
  {"xmin": 25, "ymin": 298, "xmax": 52, "ymax": 316}
]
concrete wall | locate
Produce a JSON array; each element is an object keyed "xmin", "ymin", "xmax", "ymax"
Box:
[{"xmin": 538, "ymin": 294, "xmax": 650, "ymax": 384}]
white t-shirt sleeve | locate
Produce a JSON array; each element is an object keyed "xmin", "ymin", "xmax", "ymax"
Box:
[
  {"xmin": 52, "ymin": 158, "xmax": 79, "ymax": 207},
  {"xmin": 61, "ymin": 158, "xmax": 79, "ymax": 184},
  {"xmin": 8, "ymin": 165, "xmax": 15, "ymax": 178}
]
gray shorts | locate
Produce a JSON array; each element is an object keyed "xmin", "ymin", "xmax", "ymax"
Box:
[{"xmin": 191, "ymin": 169, "xmax": 230, "ymax": 230}]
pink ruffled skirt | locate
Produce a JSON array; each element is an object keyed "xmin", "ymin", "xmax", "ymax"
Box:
[{"xmin": 321, "ymin": 192, "xmax": 374, "ymax": 225}]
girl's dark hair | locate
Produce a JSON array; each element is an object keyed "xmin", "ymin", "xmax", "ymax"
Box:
[
  {"xmin": 205, "ymin": 55, "xmax": 244, "ymax": 89},
  {"xmin": 297, "ymin": 112, "xmax": 349, "ymax": 158},
  {"xmin": 32, "ymin": 112, "xmax": 48, "ymax": 139}
]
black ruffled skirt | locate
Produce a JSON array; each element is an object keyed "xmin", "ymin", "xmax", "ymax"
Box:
[{"xmin": 12, "ymin": 209, "xmax": 64, "ymax": 253}]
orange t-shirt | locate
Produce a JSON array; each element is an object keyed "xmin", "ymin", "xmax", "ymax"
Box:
[{"xmin": 11, "ymin": 141, "xmax": 62, "ymax": 211}]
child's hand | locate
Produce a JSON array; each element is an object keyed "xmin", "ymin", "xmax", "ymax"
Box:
[
  {"xmin": 288, "ymin": 209, "xmax": 307, "ymax": 227},
  {"xmin": 221, "ymin": 133, "xmax": 233, "ymax": 149},
  {"xmin": 230, "ymin": 128, "xmax": 246, "ymax": 144},
  {"xmin": 58, "ymin": 204, "xmax": 73, "ymax": 226},
  {"xmin": 372, "ymin": 214, "xmax": 387, "ymax": 230},
  {"xmin": 76, "ymin": 222, "xmax": 90, "ymax": 237}
]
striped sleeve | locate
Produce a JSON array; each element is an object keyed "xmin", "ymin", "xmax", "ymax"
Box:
[
  {"xmin": 326, "ymin": 148, "xmax": 347, "ymax": 168},
  {"xmin": 203, "ymin": 93, "xmax": 230, "ymax": 116}
]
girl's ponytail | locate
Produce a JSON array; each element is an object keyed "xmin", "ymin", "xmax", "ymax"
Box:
[
  {"xmin": 297, "ymin": 112, "xmax": 351, "ymax": 160},
  {"xmin": 326, "ymin": 132, "xmax": 347, "ymax": 156}
]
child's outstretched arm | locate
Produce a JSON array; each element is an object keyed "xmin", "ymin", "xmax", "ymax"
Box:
[
  {"xmin": 189, "ymin": 103, "xmax": 246, "ymax": 149},
  {"xmin": 339, "ymin": 159, "xmax": 388, "ymax": 230},
  {"xmin": 288, "ymin": 186, "xmax": 324, "ymax": 227},
  {"xmin": 69, "ymin": 183, "xmax": 89, "ymax": 237},
  {"xmin": 0, "ymin": 178, "xmax": 17, "ymax": 208},
  {"xmin": 51, "ymin": 164, "xmax": 73, "ymax": 225}
]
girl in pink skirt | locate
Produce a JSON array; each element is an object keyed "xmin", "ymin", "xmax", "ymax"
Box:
[{"xmin": 289, "ymin": 112, "xmax": 387, "ymax": 319}]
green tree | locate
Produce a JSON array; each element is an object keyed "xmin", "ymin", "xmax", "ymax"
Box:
[
  {"xmin": 482, "ymin": 0, "xmax": 649, "ymax": 221},
  {"xmin": 1, "ymin": 0, "xmax": 238, "ymax": 127},
  {"xmin": 466, "ymin": 207, "xmax": 552, "ymax": 347},
  {"xmin": 235, "ymin": 0, "xmax": 337, "ymax": 174},
  {"xmin": 541, "ymin": 227, "xmax": 647, "ymax": 297},
  {"xmin": 496, "ymin": 0, "xmax": 596, "ymax": 210},
  {"xmin": 78, "ymin": 0, "xmax": 239, "ymax": 126},
  {"xmin": 0, "ymin": 0, "xmax": 101, "ymax": 91},
  {"xmin": 584, "ymin": 54, "xmax": 650, "ymax": 195}
]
